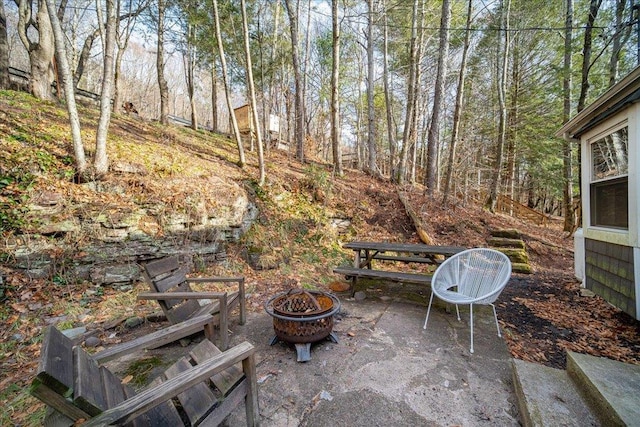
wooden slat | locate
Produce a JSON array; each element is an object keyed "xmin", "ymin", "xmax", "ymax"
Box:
[
  {"xmin": 343, "ymin": 241, "xmax": 465, "ymax": 256},
  {"xmin": 163, "ymin": 357, "xmax": 217, "ymax": 425},
  {"xmin": 83, "ymin": 342, "xmax": 255, "ymax": 426},
  {"xmin": 144, "ymin": 256, "xmax": 180, "ymax": 278},
  {"xmin": 35, "ymin": 326, "xmax": 74, "ymax": 395},
  {"xmin": 101, "ymin": 367, "xmax": 147, "ymax": 427},
  {"xmin": 73, "ymin": 347, "xmax": 107, "ymax": 416},
  {"xmin": 93, "ymin": 314, "xmax": 215, "ymax": 364},
  {"xmin": 333, "ymin": 266, "xmax": 433, "ymax": 285},
  {"xmin": 167, "ymin": 299, "xmax": 202, "ymax": 324},
  {"xmin": 127, "ymin": 378, "xmax": 182, "ymax": 426},
  {"xmin": 153, "ymin": 266, "xmax": 190, "ymax": 293},
  {"xmin": 189, "ymin": 339, "xmax": 243, "ymax": 396},
  {"xmin": 200, "ymin": 379, "xmax": 248, "ymax": 426},
  {"xmin": 31, "ymin": 327, "xmax": 90, "ymax": 422}
]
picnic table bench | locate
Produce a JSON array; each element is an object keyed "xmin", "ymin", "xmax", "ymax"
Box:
[{"xmin": 334, "ymin": 241, "xmax": 465, "ymax": 294}]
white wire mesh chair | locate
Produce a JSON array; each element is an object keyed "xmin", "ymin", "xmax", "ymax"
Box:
[{"xmin": 423, "ymin": 248, "xmax": 512, "ymax": 353}]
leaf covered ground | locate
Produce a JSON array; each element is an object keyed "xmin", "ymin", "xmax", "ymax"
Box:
[{"xmin": 1, "ymin": 90, "xmax": 639, "ymax": 425}]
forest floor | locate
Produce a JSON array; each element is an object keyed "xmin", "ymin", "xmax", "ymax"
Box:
[{"xmin": 1, "ymin": 90, "xmax": 639, "ymax": 424}]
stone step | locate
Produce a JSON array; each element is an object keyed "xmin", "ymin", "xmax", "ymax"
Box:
[
  {"xmin": 512, "ymin": 359, "xmax": 600, "ymax": 427},
  {"xmin": 513, "ymin": 352, "xmax": 640, "ymax": 427},
  {"xmin": 567, "ymin": 351, "xmax": 640, "ymax": 427}
]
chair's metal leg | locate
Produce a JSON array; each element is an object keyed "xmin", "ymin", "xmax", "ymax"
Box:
[
  {"xmin": 423, "ymin": 291, "xmax": 435, "ymax": 329},
  {"xmin": 469, "ymin": 304, "xmax": 474, "ymax": 354},
  {"xmin": 455, "ymin": 304, "xmax": 460, "ymax": 321},
  {"xmin": 491, "ymin": 303, "xmax": 501, "ymax": 337}
]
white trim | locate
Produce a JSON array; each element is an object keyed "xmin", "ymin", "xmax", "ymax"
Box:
[{"xmin": 635, "ymin": 247, "xmax": 640, "ymax": 320}]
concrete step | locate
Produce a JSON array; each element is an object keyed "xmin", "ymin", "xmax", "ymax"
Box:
[
  {"xmin": 513, "ymin": 352, "xmax": 640, "ymax": 427},
  {"xmin": 567, "ymin": 351, "xmax": 640, "ymax": 427},
  {"xmin": 512, "ymin": 359, "xmax": 600, "ymax": 426}
]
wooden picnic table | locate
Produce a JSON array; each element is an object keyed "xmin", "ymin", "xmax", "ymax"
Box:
[{"xmin": 334, "ymin": 241, "xmax": 466, "ymax": 294}]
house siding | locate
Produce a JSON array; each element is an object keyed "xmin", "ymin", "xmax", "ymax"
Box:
[{"xmin": 585, "ymin": 238, "xmax": 636, "ymax": 318}]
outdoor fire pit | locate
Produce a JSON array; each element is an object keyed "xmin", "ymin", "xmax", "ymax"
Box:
[{"xmin": 264, "ymin": 289, "xmax": 340, "ymax": 362}]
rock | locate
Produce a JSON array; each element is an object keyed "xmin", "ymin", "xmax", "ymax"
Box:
[
  {"xmin": 487, "ymin": 237, "xmax": 525, "ymax": 249},
  {"xmin": 511, "ymin": 263, "xmax": 533, "ymax": 274},
  {"xmin": 62, "ymin": 326, "xmax": 87, "ymax": 339},
  {"xmin": 124, "ymin": 317, "xmax": 144, "ymax": 329},
  {"xmin": 354, "ymin": 291, "xmax": 366, "ymax": 301},
  {"xmin": 85, "ymin": 336, "xmax": 102, "ymax": 347},
  {"xmin": 490, "ymin": 229, "xmax": 522, "ymax": 239}
]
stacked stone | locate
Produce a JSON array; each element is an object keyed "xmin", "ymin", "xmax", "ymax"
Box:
[{"xmin": 487, "ymin": 229, "xmax": 532, "ymax": 274}]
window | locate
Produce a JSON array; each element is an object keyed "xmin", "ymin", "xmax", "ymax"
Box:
[{"xmin": 590, "ymin": 126, "xmax": 629, "ymax": 229}]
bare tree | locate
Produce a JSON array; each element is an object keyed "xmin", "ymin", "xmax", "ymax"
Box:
[
  {"xmin": 331, "ymin": 0, "xmax": 342, "ymax": 175},
  {"xmin": 16, "ymin": 0, "xmax": 55, "ymax": 99},
  {"xmin": 562, "ymin": 0, "xmax": 575, "ymax": 232},
  {"xmin": 443, "ymin": 0, "xmax": 473, "ymax": 206},
  {"xmin": 94, "ymin": 0, "xmax": 117, "ymax": 176},
  {"xmin": 396, "ymin": 0, "xmax": 419, "ymax": 184},
  {"xmin": 0, "ymin": 0, "xmax": 9, "ymax": 89},
  {"xmin": 44, "ymin": 0, "xmax": 86, "ymax": 174},
  {"xmin": 184, "ymin": 22, "xmax": 197, "ymax": 130},
  {"xmin": 424, "ymin": 0, "xmax": 451, "ymax": 196},
  {"xmin": 157, "ymin": 0, "xmax": 169, "ymax": 124},
  {"xmin": 212, "ymin": 0, "xmax": 245, "ymax": 166},
  {"xmin": 577, "ymin": 0, "xmax": 603, "ymax": 113},
  {"xmin": 381, "ymin": 0, "xmax": 395, "ymax": 179},
  {"xmin": 284, "ymin": 0, "xmax": 305, "ymax": 162},
  {"xmin": 241, "ymin": 0, "xmax": 264, "ymax": 183},
  {"xmin": 366, "ymin": 0, "xmax": 377, "ymax": 176},
  {"xmin": 608, "ymin": 0, "xmax": 632, "ymax": 86},
  {"xmin": 485, "ymin": 0, "xmax": 511, "ymax": 212}
]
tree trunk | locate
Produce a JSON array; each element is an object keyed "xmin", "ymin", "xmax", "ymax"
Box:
[
  {"xmin": 397, "ymin": 0, "xmax": 419, "ymax": 184},
  {"xmin": 157, "ymin": 0, "xmax": 169, "ymax": 124},
  {"xmin": 284, "ymin": 0, "xmax": 305, "ymax": 162},
  {"xmin": 212, "ymin": 0, "xmax": 245, "ymax": 166},
  {"xmin": 185, "ymin": 23, "xmax": 197, "ymax": 130},
  {"xmin": 577, "ymin": 0, "xmax": 602, "ymax": 113},
  {"xmin": 608, "ymin": 0, "xmax": 631, "ymax": 87},
  {"xmin": 562, "ymin": 0, "xmax": 576, "ymax": 232},
  {"xmin": 443, "ymin": 0, "xmax": 472, "ymax": 206},
  {"xmin": 331, "ymin": 0, "xmax": 343, "ymax": 176},
  {"xmin": 211, "ymin": 56, "xmax": 218, "ymax": 132},
  {"xmin": 17, "ymin": 0, "xmax": 56, "ymax": 100},
  {"xmin": 94, "ymin": 0, "xmax": 117, "ymax": 177},
  {"xmin": 241, "ymin": 0, "xmax": 265, "ymax": 184},
  {"xmin": 485, "ymin": 0, "xmax": 511, "ymax": 212},
  {"xmin": 0, "ymin": 0, "xmax": 9, "ymax": 89},
  {"xmin": 382, "ymin": 0, "xmax": 395, "ymax": 179},
  {"xmin": 44, "ymin": 0, "xmax": 86, "ymax": 174},
  {"xmin": 424, "ymin": 0, "xmax": 451, "ymax": 196},
  {"xmin": 366, "ymin": 0, "xmax": 377, "ymax": 177}
]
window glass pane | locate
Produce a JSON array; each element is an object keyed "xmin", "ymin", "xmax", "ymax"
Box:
[
  {"xmin": 590, "ymin": 178, "xmax": 628, "ymax": 229},
  {"xmin": 591, "ymin": 127, "xmax": 628, "ymax": 180}
]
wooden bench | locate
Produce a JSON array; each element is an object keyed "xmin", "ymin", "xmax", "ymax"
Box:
[
  {"xmin": 333, "ymin": 266, "xmax": 433, "ymax": 295},
  {"xmin": 31, "ymin": 326, "xmax": 260, "ymax": 426},
  {"xmin": 138, "ymin": 256, "xmax": 246, "ymax": 351}
]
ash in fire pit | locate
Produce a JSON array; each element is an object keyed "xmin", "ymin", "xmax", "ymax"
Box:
[{"xmin": 264, "ymin": 289, "xmax": 340, "ymax": 362}]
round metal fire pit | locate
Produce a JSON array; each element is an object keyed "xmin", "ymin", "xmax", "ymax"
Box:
[{"xmin": 264, "ymin": 289, "xmax": 340, "ymax": 362}]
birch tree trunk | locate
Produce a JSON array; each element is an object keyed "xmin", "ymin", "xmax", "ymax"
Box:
[
  {"xmin": 44, "ymin": 0, "xmax": 86, "ymax": 174},
  {"xmin": 424, "ymin": 0, "xmax": 451, "ymax": 196},
  {"xmin": 94, "ymin": 0, "xmax": 117, "ymax": 176},
  {"xmin": 184, "ymin": 23, "xmax": 197, "ymax": 130},
  {"xmin": 331, "ymin": 0, "xmax": 343, "ymax": 176},
  {"xmin": 241, "ymin": 0, "xmax": 265, "ymax": 184},
  {"xmin": 608, "ymin": 0, "xmax": 631, "ymax": 86},
  {"xmin": 211, "ymin": 55, "xmax": 218, "ymax": 132},
  {"xmin": 443, "ymin": 0, "xmax": 473, "ymax": 206},
  {"xmin": 284, "ymin": 0, "xmax": 305, "ymax": 162},
  {"xmin": 212, "ymin": 0, "xmax": 245, "ymax": 166},
  {"xmin": 485, "ymin": 0, "xmax": 511, "ymax": 212}
]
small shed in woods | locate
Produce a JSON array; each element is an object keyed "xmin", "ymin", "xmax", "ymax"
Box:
[
  {"xmin": 557, "ymin": 66, "xmax": 640, "ymax": 320},
  {"xmin": 233, "ymin": 104, "xmax": 252, "ymax": 133}
]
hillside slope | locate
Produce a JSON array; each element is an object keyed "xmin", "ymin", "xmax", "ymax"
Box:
[{"xmin": 1, "ymin": 90, "xmax": 639, "ymax": 425}]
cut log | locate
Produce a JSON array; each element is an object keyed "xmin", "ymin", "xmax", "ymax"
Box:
[{"xmin": 398, "ymin": 190, "xmax": 435, "ymax": 245}]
